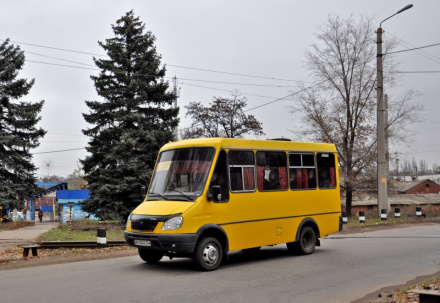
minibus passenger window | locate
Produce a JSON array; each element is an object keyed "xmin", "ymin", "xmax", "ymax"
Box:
[
  {"xmin": 288, "ymin": 153, "xmax": 316, "ymax": 190},
  {"xmin": 317, "ymin": 153, "xmax": 336, "ymax": 189},
  {"xmin": 228, "ymin": 150, "xmax": 255, "ymax": 192},
  {"xmin": 256, "ymin": 151, "xmax": 287, "ymax": 191}
]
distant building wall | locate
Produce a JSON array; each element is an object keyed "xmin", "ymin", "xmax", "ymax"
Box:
[
  {"xmin": 57, "ymin": 190, "xmax": 97, "ymax": 224},
  {"xmin": 404, "ymin": 180, "xmax": 440, "ymax": 194}
]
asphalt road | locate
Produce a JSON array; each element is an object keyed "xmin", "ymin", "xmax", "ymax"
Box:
[{"xmin": 1, "ymin": 224, "xmax": 440, "ymax": 303}]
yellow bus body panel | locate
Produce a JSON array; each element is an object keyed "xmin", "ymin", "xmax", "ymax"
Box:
[{"xmin": 127, "ymin": 138, "xmax": 341, "ymax": 251}]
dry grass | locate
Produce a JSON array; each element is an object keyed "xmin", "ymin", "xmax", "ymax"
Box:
[{"xmin": 0, "ymin": 221, "xmax": 35, "ymax": 231}]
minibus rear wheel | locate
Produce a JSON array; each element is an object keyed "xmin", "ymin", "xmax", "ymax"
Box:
[
  {"xmin": 138, "ymin": 249, "xmax": 163, "ymax": 264},
  {"xmin": 194, "ymin": 237, "xmax": 223, "ymax": 271},
  {"xmin": 287, "ymin": 226, "xmax": 316, "ymax": 255},
  {"xmin": 297, "ymin": 226, "xmax": 316, "ymax": 255}
]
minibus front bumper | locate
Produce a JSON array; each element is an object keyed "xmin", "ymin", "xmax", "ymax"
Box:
[{"xmin": 124, "ymin": 231, "xmax": 199, "ymax": 253}]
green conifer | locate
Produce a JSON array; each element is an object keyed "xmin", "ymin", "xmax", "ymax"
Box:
[
  {"xmin": 0, "ymin": 39, "xmax": 46, "ymax": 208},
  {"xmin": 81, "ymin": 11, "xmax": 178, "ymax": 222}
]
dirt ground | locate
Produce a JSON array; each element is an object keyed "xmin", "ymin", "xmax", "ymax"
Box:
[
  {"xmin": 1, "ymin": 222, "xmax": 440, "ymax": 302},
  {"xmin": 0, "ymin": 245, "xmax": 138, "ymax": 271}
]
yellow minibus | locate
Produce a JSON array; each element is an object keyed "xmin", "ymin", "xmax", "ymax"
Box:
[{"xmin": 125, "ymin": 138, "xmax": 342, "ymax": 271}]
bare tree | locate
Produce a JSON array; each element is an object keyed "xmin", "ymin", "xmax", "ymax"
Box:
[
  {"xmin": 433, "ymin": 163, "xmax": 440, "ymax": 174},
  {"xmin": 419, "ymin": 159, "xmax": 429, "ymax": 175},
  {"xmin": 401, "ymin": 159, "xmax": 414, "ymax": 175},
  {"xmin": 182, "ymin": 91, "xmax": 265, "ymax": 139},
  {"xmin": 291, "ymin": 15, "xmax": 421, "ymax": 216}
]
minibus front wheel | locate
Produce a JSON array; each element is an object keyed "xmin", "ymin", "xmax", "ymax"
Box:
[
  {"xmin": 194, "ymin": 237, "xmax": 223, "ymax": 271},
  {"xmin": 138, "ymin": 249, "xmax": 164, "ymax": 264}
]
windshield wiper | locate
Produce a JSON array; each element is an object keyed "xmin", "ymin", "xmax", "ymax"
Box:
[
  {"xmin": 148, "ymin": 192, "xmax": 168, "ymax": 200},
  {"xmin": 166, "ymin": 189, "xmax": 194, "ymax": 201}
]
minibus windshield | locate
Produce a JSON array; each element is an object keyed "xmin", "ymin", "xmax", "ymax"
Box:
[{"xmin": 148, "ymin": 147, "xmax": 215, "ymax": 201}]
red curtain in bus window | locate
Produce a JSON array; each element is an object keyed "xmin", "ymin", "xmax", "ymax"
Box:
[
  {"xmin": 330, "ymin": 167, "xmax": 336, "ymax": 187},
  {"xmin": 257, "ymin": 167, "xmax": 265, "ymax": 190},
  {"xmin": 278, "ymin": 167, "xmax": 287, "ymax": 189},
  {"xmin": 296, "ymin": 169, "xmax": 303, "ymax": 188},
  {"xmin": 302, "ymin": 168, "xmax": 309, "ymax": 189},
  {"xmin": 243, "ymin": 167, "xmax": 255, "ymax": 190}
]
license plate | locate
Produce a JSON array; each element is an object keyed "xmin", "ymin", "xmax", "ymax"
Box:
[{"xmin": 134, "ymin": 239, "xmax": 151, "ymax": 247}]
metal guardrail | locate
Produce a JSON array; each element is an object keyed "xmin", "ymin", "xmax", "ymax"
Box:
[{"xmin": 37, "ymin": 241, "xmax": 127, "ymax": 249}]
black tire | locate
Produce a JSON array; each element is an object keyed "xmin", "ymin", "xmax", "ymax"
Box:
[
  {"xmin": 138, "ymin": 249, "xmax": 163, "ymax": 264},
  {"xmin": 194, "ymin": 237, "xmax": 223, "ymax": 271},
  {"xmin": 296, "ymin": 226, "xmax": 316, "ymax": 255}
]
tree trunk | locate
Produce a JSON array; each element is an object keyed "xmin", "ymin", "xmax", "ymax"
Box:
[{"xmin": 345, "ymin": 181, "xmax": 353, "ymax": 217}]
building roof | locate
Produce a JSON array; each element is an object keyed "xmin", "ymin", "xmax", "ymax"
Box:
[
  {"xmin": 391, "ymin": 179, "xmax": 440, "ymax": 193},
  {"xmin": 392, "ymin": 180, "xmax": 426, "ymax": 193},
  {"xmin": 57, "ymin": 190, "xmax": 90, "ymax": 200},
  {"xmin": 35, "ymin": 181, "xmax": 58, "ymax": 188}
]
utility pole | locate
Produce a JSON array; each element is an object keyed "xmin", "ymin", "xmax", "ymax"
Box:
[
  {"xmin": 172, "ymin": 76, "xmax": 180, "ymax": 141},
  {"xmin": 385, "ymin": 94, "xmax": 389, "ymax": 176},
  {"xmin": 376, "ymin": 26, "xmax": 389, "ymax": 214},
  {"xmin": 376, "ymin": 4, "xmax": 413, "ymax": 215}
]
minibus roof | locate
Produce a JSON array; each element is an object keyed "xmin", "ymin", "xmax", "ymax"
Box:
[{"xmin": 160, "ymin": 138, "xmax": 337, "ymax": 153}]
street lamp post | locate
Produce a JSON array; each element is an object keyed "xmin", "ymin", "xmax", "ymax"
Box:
[{"xmin": 377, "ymin": 4, "xmax": 413, "ymax": 214}]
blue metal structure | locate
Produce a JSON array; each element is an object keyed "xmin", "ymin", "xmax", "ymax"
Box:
[{"xmin": 30, "ymin": 183, "xmax": 68, "ymax": 220}]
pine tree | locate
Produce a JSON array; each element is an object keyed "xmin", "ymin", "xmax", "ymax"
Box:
[
  {"xmin": 81, "ymin": 11, "xmax": 178, "ymax": 222},
  {"xmin": 0, "ymin": 39, "xmax": 46, "ymax": 208}
]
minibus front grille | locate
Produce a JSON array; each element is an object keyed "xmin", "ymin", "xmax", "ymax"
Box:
[
  {"xmin": 130, "ymin": 214, "xmax": 167, "ymax": 231},
  {"xmin": 131, "ymin": 220, "xmax": 158, "ymax": 231}
]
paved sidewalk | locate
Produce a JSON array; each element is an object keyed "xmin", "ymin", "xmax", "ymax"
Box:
[{"xmin": 0, "ymin": 221, "xmax": 59, "ymax": 252}]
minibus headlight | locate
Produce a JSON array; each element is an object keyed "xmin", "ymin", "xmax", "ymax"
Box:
[
  {"xmin": 126, "ymin": 212, "xmax": 132, "ymax": 228},
  {"xmin": 162, "ymin": 216, "xmax": 183, "ymax": 230}
]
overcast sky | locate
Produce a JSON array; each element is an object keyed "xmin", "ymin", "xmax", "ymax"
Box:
[{"xmin": 2, "ymin": 0, "xmax": 439, "ymax": 178}]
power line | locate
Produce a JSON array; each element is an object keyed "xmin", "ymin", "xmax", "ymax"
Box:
[
  {"xmin": 387, "ymin": 32, "xmax": 440, "ymax": 64},
  {"xmin": 33, "ymin": 148, "xmax": 86, "ymax": 155},
  {"xmin": 387, "ymin": 42, "xmax": 440, "ymax": 55},
  {"xmin": 4, "ymin": 38, "xmax": 301, "ymax": 83},
  {"xmin": 0, "ymin": 39, "xmax": 105, "ymax": 57},
  {"xmin": 396, "ymin": 71, "xmax": 440, "ymax": 74},
  {"xmin": 26, "ymin": 51, "xmax": 95, "ymax": 67},
  {"xmin": 400, "ymin": 149, "xmax": 440, "ymax": 155},
  {"xmin": 180, "ymin": 82, "xmax": 280, "ymax": 99},
  {"xmin": 168, "ymin": 64, "xmax": 300, "ymax": 82},
  {"xmin": 26, "ymin": 60, "xmax": 99, "ymax": 71},
  {"xmin": 26, "ymin": 60, "xmax": 299, "ymax": 88},
  {"xmin": 178, "ymin": 77, "xmax": 298, "ymax": 88},
  {"xmin": 244, "ymin": 79, "xmax": 329, "ymax": 112}
]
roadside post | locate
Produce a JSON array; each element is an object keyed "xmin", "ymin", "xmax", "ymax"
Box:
[
  {"xmin": 342, "ymin": 211, "xmax": 348, "ymax": 224},
  {"xmin": 380, "ymin": 209, "xmax": 387, "ymax": 220},
  {"xmin": 97, "ymin": 228, "xmax": 107, "ymax": 248},
  {"xmin": 67, "ymin": 202, "xmax": 74, "ymax": 239},
  {"xmin": 359, "ymin": 211, "xmax": 365, "ymax": 223}
]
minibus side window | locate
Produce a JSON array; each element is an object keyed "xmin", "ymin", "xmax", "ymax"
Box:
[
  {"xmin": 210, "ymin": 150, "xmax": 229, "ymax": 201},
  {"xmin": 289, "ymin": 153, "xmax": 316, "ymax": 190},
  {"xmin": 228, "ymin": 150, "xmax": 255, "ymax": 192},
  {"xmin": 256, "ymin": 151, "xmax": 287, "ymax": 191},
  {"xmin": 317, "ymin": 153, "xmax": 336, "ymax": 189}
]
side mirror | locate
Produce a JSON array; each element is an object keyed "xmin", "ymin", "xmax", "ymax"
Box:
[
  {"xmin": 141, "ymin": 186, "xmax": 146, "ymax": 197},
  {"xmin": 208, "ymin": 185, "xmax": 221, "ymax": 202}
]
